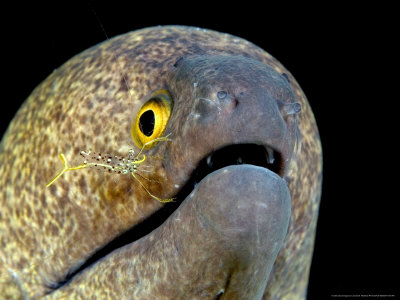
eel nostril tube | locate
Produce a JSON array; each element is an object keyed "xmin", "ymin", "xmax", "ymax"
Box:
[{"xmin": 278, "ymin": 101, "xmax": 302, "ymax": 117}]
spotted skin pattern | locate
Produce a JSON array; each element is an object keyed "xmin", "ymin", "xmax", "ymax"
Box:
[{"xmin": 0, "ymin": 26, "xmax": 322, "ymax": 299}]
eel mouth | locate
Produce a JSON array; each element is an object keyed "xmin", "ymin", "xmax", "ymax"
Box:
[
  {"xmin": 52, "ymin": 143, "xmax": 281, "ymax": 290},
  {"xmin": 177, "ymin": 143, "xmax": 282, "ymax": 198}
]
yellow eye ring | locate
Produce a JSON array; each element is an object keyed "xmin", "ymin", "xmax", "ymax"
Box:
[{"xmin": 131, "ymin": 89, "xmax": 173, "ymax": 150}]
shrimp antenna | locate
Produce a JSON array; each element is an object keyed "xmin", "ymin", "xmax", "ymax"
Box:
[{"xmin": 88, "ymin": 2, "xmax": 134, "ymax": 97}]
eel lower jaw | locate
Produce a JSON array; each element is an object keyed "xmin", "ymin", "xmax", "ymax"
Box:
[
  {"xmin": 48, "ymin": 164, "xmax": 291, "ymax": 298},
  {"xmin": 48, "ymin": 144, "xmax": 284, "ymax": 292}
]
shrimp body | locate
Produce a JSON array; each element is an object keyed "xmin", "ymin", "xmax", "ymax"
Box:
[
  {"xmin": 79, "ymin": 149, "xmax": 144, "ymax": 175},
  {"xmin": 46, "ymin": 136, "xmax": 173, "ymax": 203}
]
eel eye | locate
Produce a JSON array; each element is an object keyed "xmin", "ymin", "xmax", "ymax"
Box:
[{"xmin": 131, "ymin": 89, "xmax": 173, "ymax": 149}]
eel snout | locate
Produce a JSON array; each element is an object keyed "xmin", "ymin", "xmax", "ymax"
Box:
[{"xmin": 47, "ymin": 164, "xmax": 291, "ymax": 299}]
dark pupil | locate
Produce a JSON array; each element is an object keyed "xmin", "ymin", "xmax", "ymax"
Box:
[{"xmin": 139, "ymin": 110, "xmax": 155, "ymax": 137}]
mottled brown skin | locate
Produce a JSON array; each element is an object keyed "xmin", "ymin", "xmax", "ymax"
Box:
[{"xmin": 0, "ymin": 26, "xmax": 322, "ymax": 299}]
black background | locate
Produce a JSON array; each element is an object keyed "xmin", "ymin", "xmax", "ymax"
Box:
[{"xmin": 1, "ymin": 2, "xmax": 396, "ymax": 299}]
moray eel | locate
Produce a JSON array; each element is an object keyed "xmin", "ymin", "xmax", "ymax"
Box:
[{"xmin": 0, "ymin": 26, "xmax": 322, "ymax": 299}]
